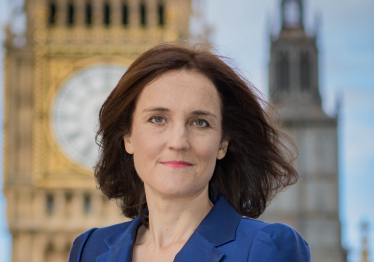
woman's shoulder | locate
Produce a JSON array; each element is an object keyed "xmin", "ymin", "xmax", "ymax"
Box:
[
  {"xmin": 237, "ymin": 217, "xmax": 311, "ymax": 262},
  {"xmin": 69, "ymin": 220, "xmax": 134, "ymax": 262},
  {"xmin": 238, "ymin": 216, "xmax": 306, "ymax": 239}
]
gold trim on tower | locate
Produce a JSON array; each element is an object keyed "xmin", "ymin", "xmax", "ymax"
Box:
[
  {"xmin": 44, "ymin": 59, "xmax": 131, "ymax": 177},
  {"xmin": 30, "ymin": 3, "xmax": 181, "ymax": 187}
]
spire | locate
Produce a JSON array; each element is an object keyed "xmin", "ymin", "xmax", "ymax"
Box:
[
  {"xmin": 361, "ymin": 221, "xmax": 370, "ymax": 262},
  {"xmin": 281, "ymin": 0, "xmax": 304, "ymax": 29}
]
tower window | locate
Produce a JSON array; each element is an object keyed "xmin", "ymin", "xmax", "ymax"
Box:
[
  {"xmin": 300, "ymin": 52, "xmax": 311, "ymax": 90},
  {"xmin": 103, "ymin": 1, "xmax": 111, "ymax": 25},
  {"xmin": 85, "ymin": 1, "xmax": 92, "ymax": 25},
  {"xmin": 158, "ymin": 2, "xmax": 165, "ymax": 26},
  {"xmin": 83, "ymin": 194, "xmax": 91, "ymax": 214},
  {"xmin": 65, "ymin": 192, "xmax": 72, "ymax": 203},
  {"xmin": 122, "ymin": 1, "xmax": 129, "ymax": 25},
  {"xmin": 67, "ymin": 1, "xmax": 75, "ymax": 26},
  {"xmin": 276, "ymin": 52, "xmax": 290, "ymax": 90},
  {"xmin": 140, "ymin": 2, "xmax": 147, "ymax": 26},
  {"xmin": 46, "ymin": 194, "xmax": 54, "ymax": 215},
  {"xmin": 48, "ymin": 1, "xmax": 56, "ymax": 25}
]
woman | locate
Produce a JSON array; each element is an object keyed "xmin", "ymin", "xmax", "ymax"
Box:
[{"xmin": 69, "ymin": 42, "xmax": 311, "ymax": 262}]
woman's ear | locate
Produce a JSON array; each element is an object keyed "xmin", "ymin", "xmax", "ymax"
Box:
[
  {"xmin": 123, "ymin": 135, "xmax": 134, "ymax": 154},
  {"xmin": 217, "ymin": 138, "xmax": 229, "ymax": 160}
]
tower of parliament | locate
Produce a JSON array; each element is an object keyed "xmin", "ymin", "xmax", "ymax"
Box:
[
  {"xmin": 3, "ymin": 0, "xmax": 346, "ymax": 261},
  {"xmin": 261, "ymin": 0, "xmax": 347, "ymax": 261}
]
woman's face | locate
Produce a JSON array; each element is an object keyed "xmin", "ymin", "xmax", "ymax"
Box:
[{"xmin": 124, "ymin": 70, "xmax": 228, "ymax": 199}]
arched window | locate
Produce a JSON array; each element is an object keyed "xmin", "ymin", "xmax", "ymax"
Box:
[
  {"xmin": 140, "ymin": 1, "xmax": 147, "ymax": 26},
  {"xmin": 64, "ymin": 192, "xmax": 73, "ymax": 217},
  {"xmin": 65, "ymin": 192, "xmax": 72, "ymax": 203},
  {"xmin": 48, "ymin": 1, "xmax": 56, "ymax": 25},
  {"xmin": 122, "ymin": 0, "xmax": 129, "ymax": 25},
  {"xmin": 46, "ymin": 194, "xmax": 54, "ymax": 215},
  {"xmin": 103, "ymin": 0, "xmax": 111, "ymax": 25},
  {"xmin": 276, "ymin": 52, "xmax": 290, "ymax": 90},
  {"xmin": 158, "ymin": 1, "xmax": 165, "ymax": 26},
  {"xmin": 85, "ymin": 1, "xmax": 93, "ymax": 25},
  {"xmin": 83, "ymin": 194, "xmax": 91, "ymax": 214},
  {"xmin": 67, "ymin": 1, "xmax": 75, "ymax": 26},
  {"xmin": 300, "ymin": 52, "xmax": 311, "ymax": 90}
]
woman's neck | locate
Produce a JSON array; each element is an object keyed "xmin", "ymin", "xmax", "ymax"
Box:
[{"xmin": 136, "ymin": 186, "xmax": 213, "ymax": 249}]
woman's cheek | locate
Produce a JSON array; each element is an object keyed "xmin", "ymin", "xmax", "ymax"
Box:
[{"xmin": 195, "ymin": 137, "xmax": 221, "ymax": 169}]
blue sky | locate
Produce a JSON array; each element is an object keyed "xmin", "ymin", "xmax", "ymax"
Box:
[{"xmin": 0, "ymin": 0, "xmax": 373, "ymax": 262}]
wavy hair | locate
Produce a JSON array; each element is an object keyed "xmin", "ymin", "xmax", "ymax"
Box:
[{"xmin": 94, "ymin": 41, "xmax": 298, "ymax": 227}]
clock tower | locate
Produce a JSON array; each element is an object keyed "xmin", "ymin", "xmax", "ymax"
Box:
[
  {"xmin": 261, "ymin": 0, "xmax": 347, "ymax": 261},
  {"xmin": 3, "ymin": 0, "xmax": 192, "ymax": 261}
]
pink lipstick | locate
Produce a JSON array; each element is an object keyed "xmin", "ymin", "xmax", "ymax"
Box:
[{"xmin": 160, "ymin": 161, "xmax": 193, "ymax": 168}]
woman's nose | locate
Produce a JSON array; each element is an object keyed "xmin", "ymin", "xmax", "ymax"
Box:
[{"xmin": 167, "ymin": 124, "xmax": 190, "ymax": 151}]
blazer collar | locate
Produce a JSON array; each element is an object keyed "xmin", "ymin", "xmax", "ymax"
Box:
[
  {"xmin": 196, "ymin": 194, "xmax": 242, "ymax": 247},
  {"xmin": 97, "ymin": 216, "xmax": 142, "ymax": 262},
  {"xmin": 97, "ymin": 195, "xmax": 241, "ymax": 262}
]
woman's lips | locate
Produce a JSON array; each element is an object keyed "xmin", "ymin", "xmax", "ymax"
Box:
[{"xmin": 160, "ymin": 161, "xmax": 193, "ymax": 168}]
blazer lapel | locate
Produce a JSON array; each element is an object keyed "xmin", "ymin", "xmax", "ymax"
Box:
[
  {"xmin": 97, "ymin": 195, "xmax": 241, "ymax": 262},
  {"xmin": 96, "ymin": 216, "xmax": 142, "ymax": 262},
  {"xmin": 175, "ymin": 195, "xmax": 242, "ymax": 262},
  {"xmin": 195, "ymin": 194, "xmax": 242, "ymax": 247},
  {"xmin": 174, "ymin": 232, "xmax": 224, "ymax": 262}
]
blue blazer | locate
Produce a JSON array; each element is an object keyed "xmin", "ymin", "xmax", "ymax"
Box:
[{"xmin": 69, "ymin": 195, "xmax": 311, "ymax": 262}]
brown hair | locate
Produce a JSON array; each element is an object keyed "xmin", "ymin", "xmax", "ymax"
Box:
[{"xmin": 95, "ymin": 41, "xmax": 298, "ymax": 226}]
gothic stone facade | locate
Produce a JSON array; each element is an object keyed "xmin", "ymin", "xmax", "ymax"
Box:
[
  {"xmin": 3, "ymin": 0, "xmax": 191, "ymax": 261},
  {"xmin": 260, "ymin": 1, "xmax": 347, "ymax": 261}
]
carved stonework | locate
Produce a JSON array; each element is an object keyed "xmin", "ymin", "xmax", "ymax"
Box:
[
  {"xmin": 4, "ymin": 1, "xmax": 193, "ymax": 261},
  {"xmin": 262, "ymin": 1, "xmax": 347, "ymax": 261}
]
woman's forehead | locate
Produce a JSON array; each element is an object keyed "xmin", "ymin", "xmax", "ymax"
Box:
[{"xmin": 134, "ymin": 70, "xmax": 222, "ymax": 115}]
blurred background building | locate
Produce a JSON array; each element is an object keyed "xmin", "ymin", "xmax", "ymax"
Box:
[
  {"xmin": 259, "ymin": 0, "xmax": 346, "ymax": 261},
  {"xmin": 3, "ymin": 0, "xmax": 192, "ymax": 261},
  {"xmin": 2, "ymin": 0, "xmax": 373, "ymax": 261}
]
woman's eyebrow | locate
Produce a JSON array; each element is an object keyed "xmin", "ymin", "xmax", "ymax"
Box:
[
  {"xmin": 190, "ymin": 110, "xmax": 217, "ymax": 119},
  {"xmin": 142, "ymin": 108, "xmax": 217, "ymax": 119},
  {"xmin": 143, "ymin": 107, "xmax": 169, "ymax": 113}
]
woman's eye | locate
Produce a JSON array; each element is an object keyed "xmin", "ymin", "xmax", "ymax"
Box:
[
  {"xmin": 194, "ymin": 119, "xmax": 208, "ymax": 127},
  {"xmin": 150, "ymin": 116, "xmax": 165, "ymax": 124}
]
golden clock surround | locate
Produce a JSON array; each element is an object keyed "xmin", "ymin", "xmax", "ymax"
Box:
[
  {"xmin": 35, "ymin": 56, "xmax": 135, "ymax": 188},
  {"xmin": 3, "ymin": 2, "xmax": 194, "ymax": 261},
  {"xmin": 47, "ymin": 58, "xmax": 131, "ymax": 174}
]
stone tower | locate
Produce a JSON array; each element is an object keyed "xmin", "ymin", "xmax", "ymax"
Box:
[
  {"xmin": 3, "ymin": 0, "xmax": 192, "ymax": 261},
  {"xmin": 360, "ymin": 221, "xmax": 369, "ymax": 262},
  {"xmin": 261, "ymin": 0, "xmax": 347, "ymax": 261}
]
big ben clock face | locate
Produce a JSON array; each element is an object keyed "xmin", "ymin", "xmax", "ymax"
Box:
[{"xmin": 51, "ymin": 64, "xmax": 127, "ymax": 170}]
